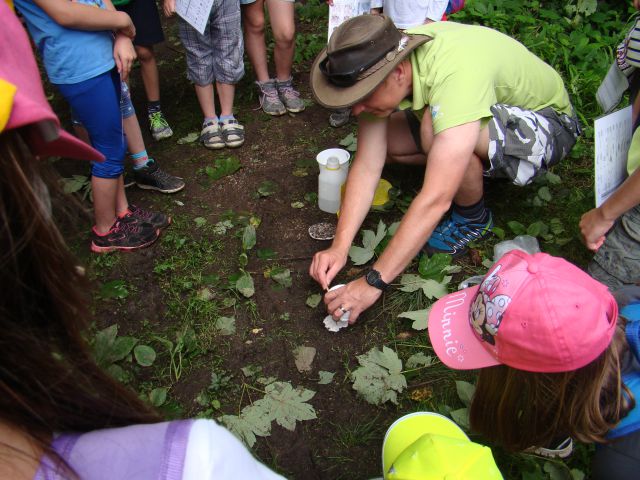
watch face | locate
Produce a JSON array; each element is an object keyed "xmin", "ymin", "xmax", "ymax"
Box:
[{"xmin": 366, "ymin": 270, "xmax": 381, "ymax": 286}]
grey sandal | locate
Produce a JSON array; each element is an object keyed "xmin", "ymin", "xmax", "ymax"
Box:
[
  {"xmin": 221, "ymin": 119, "xmax": 245, "ymax": 148},
  {"xmin": 200, "ymin": 121, "xmax": 224, "ymax": 149}
]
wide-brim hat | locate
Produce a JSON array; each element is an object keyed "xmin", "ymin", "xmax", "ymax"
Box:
[
  {"xmin": 0, "ymin": 2, "xmax": 103, "ymax": 162},
  {"xmin": 310, "ymin": 15, "xmax": 430, "ymax": 109}
]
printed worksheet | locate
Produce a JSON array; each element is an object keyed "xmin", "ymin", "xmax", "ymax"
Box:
[
  {"xmin": 594, "ymin": 105, "xmax": 632, "ymax": 207},
  {"xmin": 328, "ymin": 0, "xmax": 371, "ymax": 41},
  {"xmin": 176, "ymin": 0, "xmax": 214, "ymax": 35}
]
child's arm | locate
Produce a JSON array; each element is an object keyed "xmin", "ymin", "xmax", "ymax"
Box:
[
  {"xmin": 580, "ymin": 168, "xmax": 640, "ymax": 251},
  {"xmin": 34, "ymin": 0, "xmax": 134, "ymax": 36},
  {"xmin": 163, "ymin": 0, "xmax": 176, "ymax": 17}
]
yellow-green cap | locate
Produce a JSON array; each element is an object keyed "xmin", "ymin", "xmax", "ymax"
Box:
[{"xmin": 382, "ymin": 412, "xmax": 502, "ymax": 480}]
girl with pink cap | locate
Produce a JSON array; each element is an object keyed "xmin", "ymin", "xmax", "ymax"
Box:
[{"xmin": 428, "ymin": 250, "xmax": 640, "ymax": 478}]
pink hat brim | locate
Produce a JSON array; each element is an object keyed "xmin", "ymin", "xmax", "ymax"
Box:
[
  {"xmin": 428, "ymin": 286, "xmax": 501, "ymax": 370},
  {"xmin": 28, "ymin": 125, "xmax": 105, "ymax": 162}
]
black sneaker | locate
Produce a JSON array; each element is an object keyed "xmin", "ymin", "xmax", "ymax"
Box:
[
  {"xmin": 91, "ymin": 217, "xmax": 159, "ymax": 253},
  {"xmin": 134, "ymin": 160, "xmax": 185, "ymax": 194},
  {"xmin": 124, "ymin": 204, "xmax": 171, "ymax": 230}
]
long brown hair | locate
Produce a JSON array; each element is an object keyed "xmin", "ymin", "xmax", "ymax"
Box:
[
  {"xmin": 469, "ymin": 318, "xmax": 634, "ymax": 451},
  {"xmin": 0, "ymin": 130, "xmax": 160, "ymax": 447}
]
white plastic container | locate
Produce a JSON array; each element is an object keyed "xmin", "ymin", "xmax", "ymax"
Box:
[{"xmin": 317, "ymin": 148, "xmax": 349, "ymax": 214}]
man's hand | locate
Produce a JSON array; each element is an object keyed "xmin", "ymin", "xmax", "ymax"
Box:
[
  {"xmin": 164, "ymin": 0, "xmax": 176, "ymax": 17},
  {"xmin": 113, "ymin": 34, "xmax": 136, "ymax": 81},
  {"xmin": 324, "ymin": 277, "xmax": 382, "ymax": 324},
  {"xmin": 309, "ymin": 246, "xmax": 348, "ymax": 291},
  {"xmin": 579, "ymin": 207, "xmax": 612, "ymax": 252}
]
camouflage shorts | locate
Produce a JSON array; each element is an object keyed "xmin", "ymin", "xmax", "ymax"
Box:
[
  {"xmin": 589, "ymin": 204, "xmax": 640, "ymax": 291},
  {"xmin": 487, "ymin": 104, "xmax": 580, "ymax": 186}
]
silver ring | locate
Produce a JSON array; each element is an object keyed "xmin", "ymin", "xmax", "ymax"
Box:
[{"xmin": 338, "ymin": 305, "xmax": 347, "ymax": 314}]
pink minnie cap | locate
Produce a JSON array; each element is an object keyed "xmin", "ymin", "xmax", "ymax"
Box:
[
  {"xmin": 428, "ymin": 250, "xmax": 618, "ymax": 373},
  {"xmin": 0, "ymin": 2, "xmax": 103, "ymax": 162}
]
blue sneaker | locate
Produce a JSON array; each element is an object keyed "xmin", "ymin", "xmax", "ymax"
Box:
[{"xmin": 425, "ymin": 209, "xmax": 494, "ymax": 256}]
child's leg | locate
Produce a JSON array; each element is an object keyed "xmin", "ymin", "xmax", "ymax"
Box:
[
  {"xmin": 216, "ymin": 83, "xmax": 235, "ymax": 117},
  {"xmin": 57, "ymin": 70, "xmax": 126, "ymax": 233},
  {"xmin": 241, "ymin": 0, "xmax": 269, "ymax": 82},
  {"xmin": 266, "ymin": 0, "xmax": 295, "ymax": 82},
  {"xmin": 136, "ymin": 45, "xmax": 160, "ymax": 104},
  {"xmin": 195, "ymin": 83, "xmax": 217, "ymax": 119}
]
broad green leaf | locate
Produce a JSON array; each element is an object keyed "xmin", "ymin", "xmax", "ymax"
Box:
[
  {"xmin": 253, "ymin": 381, "xmax": 317, "ymax": 431},
  {"xmin": 304, "ymin": 192, "xmax": 318, "ymax": 203},
  {"xmin": 257, "ymin": 180, "xmax": 278, "ymax": 197},
  {"xmin": 544, "ymin": 461, "xmax": 572, "ymax": 480},
  {"xmin": 398, "ymin": 308, "xmax": 430, "ymax": 331},
  {"xmin": 194, "ymin": 217, "xmax": 207, "ymax": 228},
  {"xmin": 149, "ymin": 387, "xmax": 168, "ymax": 407},
  {"xmin": 238, "ymin": 253, "xmax": 248, "ymax": 267},
  {"xmin": 576, "ymin": 0, "xmax": 597, "ymax": 16},
  {"xmin": 537, "ymin": 186, "xmax": 552, "ymax": 202},
  {"xmin": 421, "ymin": 278, "xmax": 450, "ymax": 299},
  {"xmin": 215, "ymin": 316, "xmax": 236, "ymax": 335},
  {"xmin": 61, "ymin": 175, "xmax": 89, "ymax": 194},
  {"xmin": 236, "ymin": 272, "xmax": 255, "ymax": 297},
  {"xmin": 507, "ymin": 221, "xmax": 526, "ymax": 235},
  {"xmin": 176, "ymin": 132, "xmax": 199, "ymax": 144},
  {"xmin": 99, "ymin": 280, "xmax": 129, "ymax": 299},
  {"xmin": 219, "ymin": 404, "xmax": 272, "ymax": 447},
  {"xmin": 318, "ymin": 371, "xmax": 335, "ymax": 385},
  {"xmin": 206, "ymin": 156, "xmax": 241, "ymax": 181},
  {"xmin": 398, "ymin": 274, "xmax": 423, "ymax": 293},
  {"xmin": 527, "ymin": 221, "xmax": 548, "ymax": 237},
  {"xmin": 293, "ymin": 346, "xmax": 316, "ymax": 373},
  {"xmin": 106, "ymin": 363, "xmax": 128, "ymax": 383},
  {"xmin": 133, "ymin": 345, "xmax": 156, "ymax": 367},
  {"xmin": 351, "ymin": 347, "xmax": 406, "ymax": 405},
  {"xmin": 418, "ymin": 253, "xmax": 451, "ymax": 281},
  {"xmin": 265, "ymin": 267, "xmax": 291, "ymax": 288},
  {"xmin": 348, "ymin": 245, "xmax": 374, "ymax": 265},
  {"xmin": 549, "ymin": 218, "xmax": 565, "ymax": 235},
  {"xmin": 406, "ymin": 353, "xmax": 433, "ymax": 369},
  {"xmin": 387, "ymin": 221, "xmax": 401, "ymax": 235},
  {"xmin": 449, "ymin": 407, "xmax": 469, "ymax": 430},
  {"xmin": 306, "ymin": 293, "xmax": 322, "ymax": 308},
  {"xmin": 363, "ymin": 220, "xmax": 387, "ymax": 251},
  {"xmin": 455, "ymin": 380, "xmax": 475, "ymax": 407},
  {"xmin": 570, "ymin": 469, "xmax": 585, "ymax": 480},
  {"xmin": 93, "ymin": 324, "xmax": 118, "ymax": 367},
  {"xmin": 108, "ymin": 336, "xmax": 138, "ymax": 363},
  {"xmin": 492, "ymin": 226, "xmax": 505, "ymax": 240},
  {"xmin": 545, "ymin": 171, "xmax": 562, "ymax": 185},
  {"xmin": 242, "ymin": 225, "xmax": 256, "ymax": 251}
]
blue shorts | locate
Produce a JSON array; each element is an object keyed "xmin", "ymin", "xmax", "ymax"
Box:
[{"xmin": 57, "ymin": 69, "xmax": 125, "ymax": 179}]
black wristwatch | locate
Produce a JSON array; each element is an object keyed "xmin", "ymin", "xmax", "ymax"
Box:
[{"xmin": 365, "ymin": 269, "xmax": 389, "ymax": 291}]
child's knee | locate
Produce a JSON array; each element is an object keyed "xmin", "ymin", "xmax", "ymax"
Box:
[
  {"xmin": 135, "ymin": 45, "xmax": 155, "ymax": 63},
  {"xmin": 273, "ymin": 27, "xmax": 295, "ymax": 47},
  {"xmin": 243, "ymin": 11, "xmax": 265, "ymax": 34}
]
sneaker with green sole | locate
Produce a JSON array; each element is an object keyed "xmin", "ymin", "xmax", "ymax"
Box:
[
  {"xmin": 149, "ymin": 111, "xmax": 173, "ymax": 141},
  {"xmin": 134, "ymin": 159, "xmax": 185, "ymax": 194}
]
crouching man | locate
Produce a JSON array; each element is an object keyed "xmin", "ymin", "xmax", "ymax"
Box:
[{"xmin": 309, "ymin": 15, "xmax": 579, "ymax": 323}]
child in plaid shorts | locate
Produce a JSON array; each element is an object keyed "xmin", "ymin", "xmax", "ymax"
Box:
[{"xmin": 164, "ymin": 0, "xmax": 245, "ymax": 149}]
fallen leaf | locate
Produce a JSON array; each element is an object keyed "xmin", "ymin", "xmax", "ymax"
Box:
[
  {"xmin": 215, "ymin": 316, "xmax": 236, "ymax": 335},
  {"xmin": 306, "ymin": 293, "xmax": 322, "ymax": 308},
  {"xmin": 176, "ymin": 132, "xmax": 199, "ymax": 144},
  {"xmin": 291, "ymin": 201, "xmax": 305, "ymax": 209},
  {"xmin": 251, "ymin": 328, "xmax": 263, "ymax": 334},
  {"xmin": 293, "ymin": 346, "xmax": 316, "ymax": 373},
  {"xmin": 318, "ymin": 371, "xmax": 335, "ymax": 385},
  {"xmin": 409, "ymin": 386, "xmax": 432, "ymax": 402}
]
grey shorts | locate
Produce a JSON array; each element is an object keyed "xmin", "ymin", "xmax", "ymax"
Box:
[
  {"xmin": 405, "ymin": 104, "xmax": 580, "ymax": 186},
  {"xmin": 178, "ymin": 0, "xmax": 244, "ymax": 85},
  {"xmin": 487, "ymin": 104, "xmax": 580, "ymax": 186},
  {"xmin": 589, "ymin": 204, "xmax": 640, "ymax": 291}
]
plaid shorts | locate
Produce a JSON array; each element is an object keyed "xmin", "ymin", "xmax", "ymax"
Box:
[
  {"xmin": 487, "ymin": 104, "xmax": 580, "ymax": 186},
  {"xmin": 589, "ymin": 204, "xmax": 640, "ymax": 291},
  {"xmin": 178, "ymin": 0, "xmax": 244, "ymax": 85}
]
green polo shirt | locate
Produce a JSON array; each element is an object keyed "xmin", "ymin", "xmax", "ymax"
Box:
[{"xmin": 405, "ymin": 22, "xmax": 572, "ymax": 134}]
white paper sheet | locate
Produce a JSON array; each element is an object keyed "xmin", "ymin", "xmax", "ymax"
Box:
[
  {"xmin": 594, "ymin": 106, "xmax": 632, "ymax": 207},
  {"xmin": 176, "ymin": 0, "xmax": 214, "ymax": 35},
  {"xmin": 596, "ymin": 61, "xmax": 629, "ymax": 114},
  {"xmin": 328, "ymin": 0, "xmax": 371, "ymax": 41}
]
